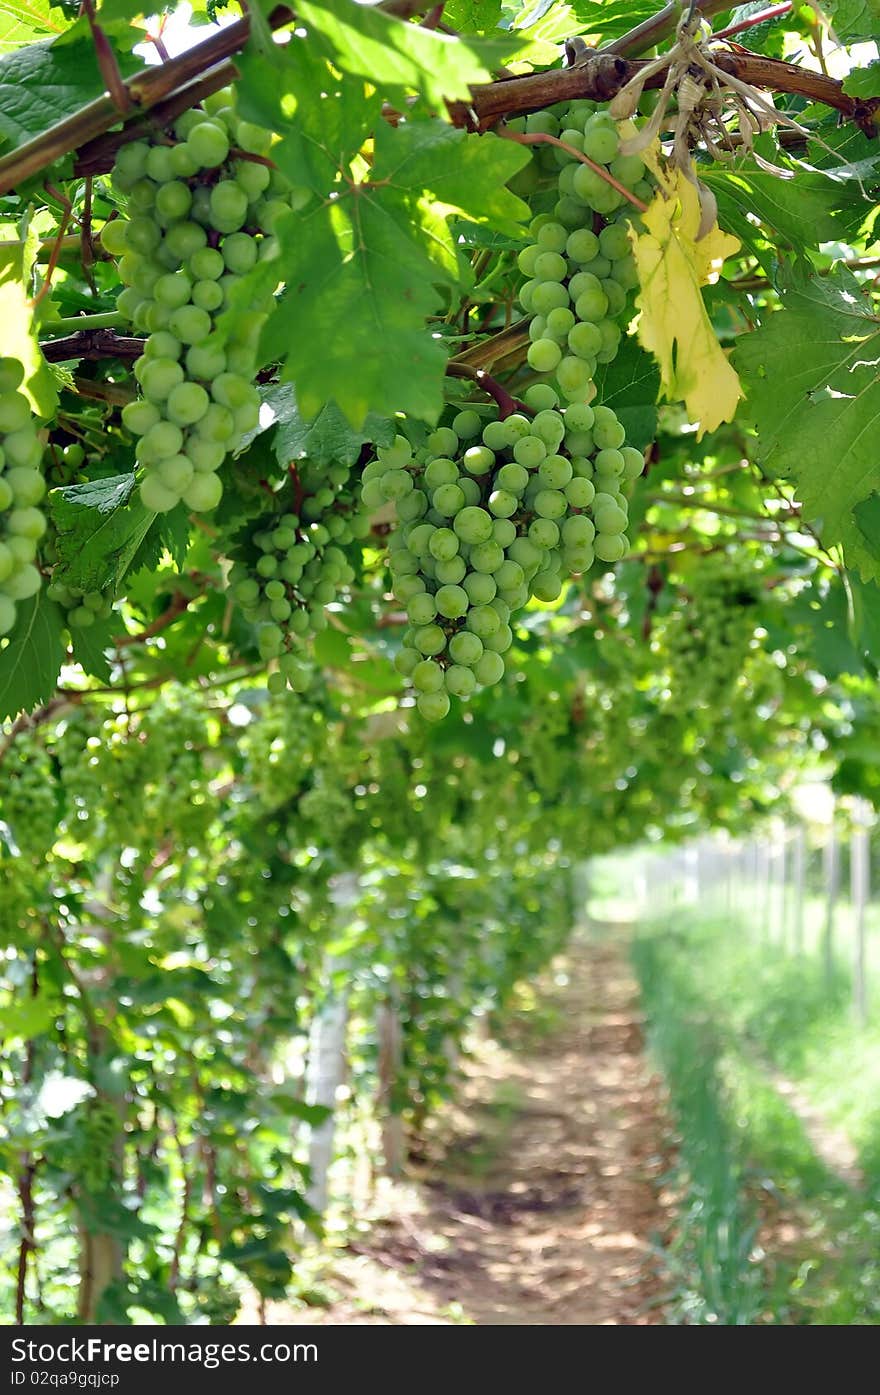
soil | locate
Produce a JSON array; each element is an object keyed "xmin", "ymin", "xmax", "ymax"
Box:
[{"xmin": 275, "ymin": 933, "xmax": 674, "ymax": 1326}]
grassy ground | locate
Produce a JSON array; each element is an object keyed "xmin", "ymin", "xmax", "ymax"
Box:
[{"xmin": 629, "ymin": 905, "xmax": 880, "ymax": 1324}]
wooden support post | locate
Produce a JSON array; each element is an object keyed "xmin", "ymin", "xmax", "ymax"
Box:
[
  {"xmin": 823, "ymin": 822, "xmax": 839, "ymax": 986},
  {"xmin": 792, "ymin": 826, "xmax": 806, "ymax": 954},
  {"xmin": 851, "ymin": 800, "xmax": 870, "ymax": 1026}
]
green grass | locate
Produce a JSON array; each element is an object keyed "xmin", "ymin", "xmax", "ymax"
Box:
[{"xmin": 631, "ymin": 908, "xmax": 880, "ymax": 1324}]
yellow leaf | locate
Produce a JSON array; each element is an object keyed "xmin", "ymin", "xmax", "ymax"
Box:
[{"xmin": 631, "ymin": 163, "xmax": 741, "ymax": 439}]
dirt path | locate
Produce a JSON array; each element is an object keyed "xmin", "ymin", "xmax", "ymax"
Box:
[{"xmin": 284, "ymin": 934, "xmax": 672, "ymax": 1325}]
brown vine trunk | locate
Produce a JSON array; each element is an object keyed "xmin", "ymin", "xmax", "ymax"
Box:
[{"xmin": 77, "ymin": 1229, "xmax": 124, "ymax": 1323}]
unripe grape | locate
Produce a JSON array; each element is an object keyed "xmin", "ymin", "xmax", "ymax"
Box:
[
  {"xmin": 183, "ymin": 472, "xmax": 223, "ymax": 511},
  {"xmin": 417, "ymin": 690, "xmax": 450, "ymax": 722},
  {"xmin": 186, "ymin": 120, "xmax": 230, "ymax": 169}
]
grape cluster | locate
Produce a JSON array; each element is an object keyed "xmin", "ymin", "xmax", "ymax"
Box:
[
  {"xmin": 229, "ymin": 459, "xmax": 370, "ymax": 694},
  {"xmin": 370, "ymin": 101, "xmax": 652, "ymax": 720},
  {"xmin": 0, "ymin": 358, "xmax": 46, "ymax": 636},
  {"xmin": 2, "ymin": 742, "xmax": 58, "ymax": 860},
  {"xmin": 510, "ymin": 102, "xmax": 650, "ymax": 390},
  {"xmin": 105, "ymin": 93, "xmax": 298, "ymax": 514},
  {"xmin": 662, "ymin": 558, "xmax": 762, "ymax": 712},
  {"xmin": 45, "ymin": 579, "xmax": 113, "ymax": 633},
  {"xmin": 45, "ymin": 440, "xmax": 87, "ymax": 488},
  {"xmin": 367, "ymin": 393, "xmax": 641, "ymax": 721}
]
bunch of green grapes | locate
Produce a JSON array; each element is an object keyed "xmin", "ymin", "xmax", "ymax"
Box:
[
  {"xmin": 365, "ymin": 393, "xmax": 641, "ymax": 721},
  {"xmin": 0, "ymin": 358, "xmax": 46, "ymax": 636},
  {"xmin": 662, "ymin": 558, "xmax": 763, "ymax": 712},
  {"xmin": 45, "ymin": 578, "xmax": 114, "ymax": 632},
  {"xmin": 45, "ymin": 440, "xmax": 87, "ymax": 487},
  {"xmin": 139, "ymin": 690, "xmax": 216, "ymax": 844},
  {"xmin": 239, "ymin": 694, "xmax": 321, "ymax": 811},
  {"xmin": 57, "ymin": 712, "xmax": 152, "ymax": 836},
  {"xmin": 510, "ymin": 101, "xmax": 651, "ymax": 394},
  {"xmin": 104, "ymin": 92, "xmax": 302, "ymax": 515},
  {"xmin": 229, "ymin": 460, "xmax": 370, "ymax": 694},
  {"xmin": 1, "ymin": 742, "xmax": 58, "ymax": 860}
]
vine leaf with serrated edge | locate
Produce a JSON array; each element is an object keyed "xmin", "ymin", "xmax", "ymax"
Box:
[
  {"xmin": 254, "ymin": 119, "xmax": 531, "ymax": 427},
  {"xmin": 733, "ymin": 267, "xmax": 880, "ymax": 579},
  {"xmin": 0, "ymin": 592, "xmax": 64, "ymax": 720}
]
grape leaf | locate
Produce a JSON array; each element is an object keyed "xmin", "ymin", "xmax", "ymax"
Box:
[
  {"xmin": 853, "ymin": 493, "xmax": 880, "ymax": 568},
  {"xmin": 0, "ymin": 592, "xmax": 64, "ymax": 720},
  {"xmin": 702, "ymin": 158, "xmax": 862, "ymax": 261},
  {"xmin": 632, "ymin": 163, "xmax": 742, "ymax": 438},
  {"xmin": 0, "ymin": 217, "xmax": 58, "ymax": 417},
  {"xmin": 787, "ymin": 582, "xmax": 864, "ymax": 678},
  {"xmin": 0, "ymin": 0, "xmax": 68, "ymax": 53},
  {"xmin": 255, "ymin": 383, "xmax": 395, "ymax": 467},
  {"xmin": 0, "ymin": 26, "xmax": 138, "ymax": 152},
  {"xmin": 263, "ymin": 121, "xmax": 530, "ymax": 426},
  {"xmin": 298, "ymin": 0, "xmax": 508, "ymax": 109},
  {"xmin": 236, "ymin": 43, "xmax": 379, "ymax": 197},
  {"xmin": 266, "ymin": 195, "xmax": 446, "ymax": 426},
  {"xmin": 592, "ymin": 333, "xmax": 659, "ymax": 451},
  {"xmin": 70, "ymin": 612, "xmax": 117, "ymax": 682},
  {"xmin": 848, "ymin": 575, "xmax": 880, "ymax": 670},
  {"xmin": 843, "ymin": 59, "xmax": 880, "ymax": 97},
  {"xmin": 566, "ymin": 0, "xmax": 659, "ymax": 36},
  {"xmin": 734, "ymin": 270, "xmax": 880, "ymax": 578},
  {"xmin": 155, "ymin": 504, "xmax": 191, "ymax": 572},
  {"xmin": 443, "ymin": 0, "xmax": 502, "ymax": 32},
  {"xmin": 50, "ymin": 473, "xmax": 157, "ymax": 592},
  {"xmin": 822, "ymin": 0, "xmax": 880, "ymax": 42},
  {"xmin": 724, "ymin": 2, "xmax": 792, "ymax": 55}
]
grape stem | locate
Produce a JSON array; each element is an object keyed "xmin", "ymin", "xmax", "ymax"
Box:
[
  {"xmin": 501, "ymin": 130, "xmax": 649, "ymax": 214},
  {"xmin": 28, "ymin": 194, "xmax": 73, "ymax": 309},
  {"xmin": 81, "ymin": 0, "xmax": 134, "ymax": 116},
  {"xmin": 712, "ymin": 2, "xmax": 793, "ymax": 41},
  {"xmin": 40, "ymin": 328, "xmax": 143, "ymax": 363},
  {"xmin": 445, "ymin": 362, "xmax": 529, "ymax": 419},
  {"xmin": 0, "ymin": 234, "xmax": 110, "ymax": 263},
  {"xmin": 0, "ymin": 0, "xmax": 873, "ymax": 196},
  {"xmin": 43, "ymin": 313, "xmax": 128, "ymax": 335},
  {"xmin": 452, "ymin": 319, "xmax": 531, "ymax": 372},
  {"xmin": 114, "ymin": 588, "xmax": 198, "ymax": 648},
  {"xmin": 72, "ymin": 376, "xmax": 137, "ymax": 407}
]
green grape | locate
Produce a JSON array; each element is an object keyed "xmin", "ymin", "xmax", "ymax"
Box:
[
  {"xmin": 523, "ymin": 383, "xmax": 559, "ymax": 412},
  {"xmin": 454, "ymin": 506, "xmax": 493, "ymax": 545},
  {"xmin": 155, "ymin": 181, "xmax": 193, "ymax": 223},
  {"xmin": 538, "ymin": 455, "xmax": 573, "ymax": 489},
  {"xmin": 435, "ymin": 584, "xmax": 469, "ymax": 619},
  {"xmin": 413, "ymin": 659, "xmax": 444, "ymax": 692},
  {"xmin": 417, "ymin": 690, "xmax": 450, "ymax": 722},
  {"xmin": 445, "ymin": 664, "xmax": 476, "ymax": 697},
  {"xmin": 566, "ymin": 228, "xmax": 600, "ymax": 263},
  {"xmin": 564, "ymin": 477, "xmax": 595, "ymax": 509},
  {"xmin": 473, "ymin": 650, "xmax": 504, "ymax": 686},
  {"xmin": 530, "ymin": 281, "xmax": 570, "ymax": 316},
  {"xmin": 449, "ymin": 630, "xmax": 483, "ymax": 665},
  {"xmin": 513, "ymin": 435, "xmax": 547, "ymax": 469},
  {"xmin": 165, "ymin": 382, "xmax": 210, "ymax": 426},
  {"xmin": 186, "ymin": 120, "xmax": 230, "ymax": 168},
  {"xmin": 462, "ymin": 445, "xmax": 495, "ymax": 475},
  {"xmin": 594, "ymin": 533, "xmax": 627, "ymax": 562},
  {"xmin": 452, "ymin": 410, "xmax": 482, "ymax": 439},
  {"xmin": 533, "ymin": 251, "xmax": 568, "ymax": 282},
  {"xmin": 621, "ymin": 446, "xmax": 644, "ymax": 479},
  {"xmin": 527, "ymin": 339, "xmax": 563, "ymax": 373}
]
